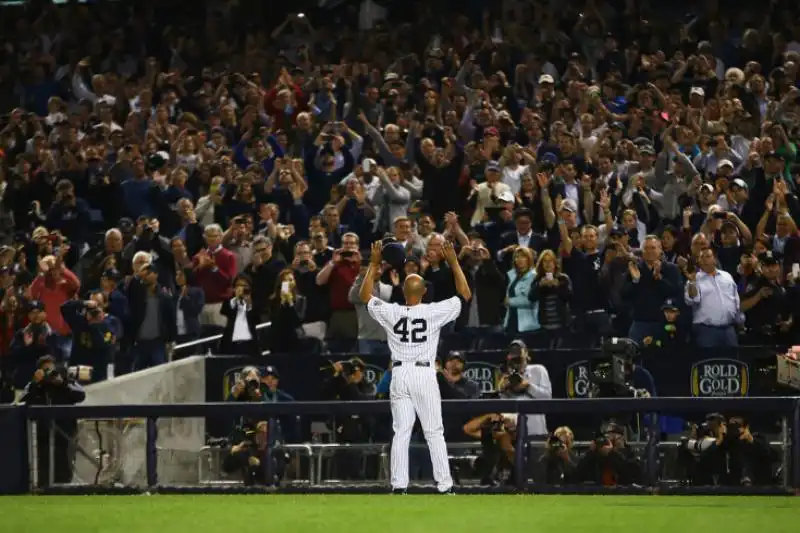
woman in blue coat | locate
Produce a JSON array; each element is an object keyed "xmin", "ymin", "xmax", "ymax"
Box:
[{"xmin": 504, "ymin": 247, "xmax": 540, "ymax": 335}]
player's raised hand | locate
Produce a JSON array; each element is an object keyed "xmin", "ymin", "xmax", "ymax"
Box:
[
  {"xmin": 442, "ymin": 240, "xmax": 458, "ymax": 264},
  {"xmin": 370, "ymin": 241, "xmax": 382, "ymax": 266}
]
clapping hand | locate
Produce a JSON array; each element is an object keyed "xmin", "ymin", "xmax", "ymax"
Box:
[
  {"xmin": 370, "ymin": 241, "xmax": 382, "ymax": 267},
  {"xmin": 628, "ymin": 261, "xmax": 641, "ymax": 281},
  {"xmin": 442, "ymin": 240, "xmax": 458, "ymax": 265}
]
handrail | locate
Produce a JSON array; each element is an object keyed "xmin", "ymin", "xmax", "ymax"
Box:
[
  {"xmin": 25, "ymin": 396, "xmax": 800, "ymax": 419},
  {"xmin": 173, "ymin": 321, "xmax": 272, "ymax": 354}
]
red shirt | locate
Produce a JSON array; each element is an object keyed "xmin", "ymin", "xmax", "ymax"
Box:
[
  {"xmin": 263, "ymin": 85, "xmax": 308, "ymax": 131},
  {"xmin": 30, "ymin": 268, "xmax": 80, "ymax": 336},
  {"xmin": 328, "ymin": 261, "xmax": 359, "ymax": 311},
  {"xmin": 193, "ymin": 247, "xmax": 237, "ymax": 304}
]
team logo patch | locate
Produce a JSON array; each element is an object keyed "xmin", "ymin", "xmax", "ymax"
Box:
[
  {"xmin": 690, "ymin": 358, "xmax": 749, "ymax": 397},
  {"xmin": 565, "ymin": 360, "xmax": 591, "ymax": 398},
  {"xmin": 364, "ymin": 364, "xmax": 385, "ymax": 386},
  {"xmin": 463, "ymin": 362, "xmax": 503, "ymax": 395}
]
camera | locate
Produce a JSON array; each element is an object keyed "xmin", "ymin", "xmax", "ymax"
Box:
[
  {"xmin": 339, "ymin": 360, "xmax": 355, "ymax": 375},
  {"xmin": 507, "ymin": 368, "xmax": 524, "ymax": 389},
  {"xmin": 43, "ymin": 364, "xmax": 92, "ymax": 384},
  {"xmin": 244, "ymin": 376, "xmax": 261, "ymax": 395},
  {"xmin": 548, "ymin": 435, "xmax": 565, "ymax": 451}
]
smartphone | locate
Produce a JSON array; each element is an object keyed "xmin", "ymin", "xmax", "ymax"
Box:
[
  {"xmin": 545, "ymin": 272, "xmax": 554, "ymax": 280},
  {"xmin": 340, "ymin": 250, "xmax": 355, "ymax": 259},
  {"xmin": 712, "ymin": 211, "xmax": 727, "ymax": 220},
  {"xmin": 793, "ymin": 263, "xmax": 800, "ymax": 279},
  {"xmin": 281, "ymin": 281, "xmax": 290, "ymax": 294}
]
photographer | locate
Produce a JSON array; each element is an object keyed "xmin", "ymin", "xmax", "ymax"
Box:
[
  {"xmin": 463, "ymin": 412, "xmax": 518, "ymax": 486},
  {"xmin": 225, "ymin": 366, "xmax": 290, "ymax": 485},
  {"xmin": 577, "ymin": 422, "xmax": 643, "ymax": 486},
  {"xmin": 498, "ymin": 340, "xmax": 552, "ymax": 438},
  {"xmin": 540, "ymin": 426, "xmax": 579, "ymax": 485},
  {"xmin": 323, "ymin": 357, "xmax": 375, "ymax": 479},
  {"xmin": 20, "ymin": 355, "xmax": 86, "ymax": 487},
  {"xmin": 678, "ymin": 414, "xmax": 777, "ymax": 486}
]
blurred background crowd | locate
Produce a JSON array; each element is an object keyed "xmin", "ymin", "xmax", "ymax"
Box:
[{"xmin": 2, "ymin": 0, "xmax": 800, "ymax": 394}]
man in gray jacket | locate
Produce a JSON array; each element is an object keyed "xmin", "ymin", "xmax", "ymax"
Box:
[{"xmin": 348, "ymin": 265, "xmax": 393, "ymax": 355}]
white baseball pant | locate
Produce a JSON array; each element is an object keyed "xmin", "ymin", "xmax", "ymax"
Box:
[{"xmin": 389, "ymin": 364, "xmax": 453, "ymax": 492}]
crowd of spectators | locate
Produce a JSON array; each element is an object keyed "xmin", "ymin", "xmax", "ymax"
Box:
[{"xmin": 2, "ymin": 0, "xmax": 800, "ymax": 390}]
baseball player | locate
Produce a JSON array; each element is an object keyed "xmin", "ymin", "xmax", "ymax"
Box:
[{"xmin": 359, "ymin": 240, "xmax": 472, "ymax": 494}]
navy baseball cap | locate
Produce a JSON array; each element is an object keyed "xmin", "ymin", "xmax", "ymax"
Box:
[{"xmin": 28, "ymin": 300, "xmax": 45, "ymax": 312}]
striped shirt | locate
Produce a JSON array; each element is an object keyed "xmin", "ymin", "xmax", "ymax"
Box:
[{"xmin": 366, "ymin": 296, "xmax": 461, "ymax": 363}]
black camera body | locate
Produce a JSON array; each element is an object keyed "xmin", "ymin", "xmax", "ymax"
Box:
[
  {"xmin": 548, "ymin": 435, "xmax": 566, "ymax": 451},
  {"xmin": 507, "ymin": 368, "xmax": 524, "ymax": 389},
  {"xmin": 244, "ymin": 377, "xmax": 261, "ymax": 397}
]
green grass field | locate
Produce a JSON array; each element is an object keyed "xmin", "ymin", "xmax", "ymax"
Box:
[{"xmin": 1, "ymin": 495, "xmax": 799, "ymax": 533}]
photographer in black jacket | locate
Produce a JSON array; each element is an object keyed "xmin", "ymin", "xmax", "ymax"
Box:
[
  {"xmin": 540, "ymin": 426, "xmax": 579, "ymax": 485},
  {"xmin": 323, "ymin": 357, "xmax": 375, "ymax": 479},
  {"xmin": 576, "ymin": 422, "xmax": 643, "ymax": 486},
  {"xmin": 224, "ymin": 365, "xmax": 288, "ymax": 485},
  {"xmin": 20, "ymin": 355, "xmax": 86, "ymax": 487}
]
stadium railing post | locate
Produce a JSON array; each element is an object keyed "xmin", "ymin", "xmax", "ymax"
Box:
[
  {"xmin": 514, "ymin": 404, "xmax": 527, "ymax": 492},
  {"xmin": 793, "ymin": 399, "xmax": 800, "ymax": 489},
  {"xmin": 146, "ymin": 417, "xmax": 158, "ymax": 488}
]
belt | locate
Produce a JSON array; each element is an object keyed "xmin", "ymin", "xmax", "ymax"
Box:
[
  {"xmin": 695, "ymin": 323, "xmax": 733, "ymax": 329},
  {"xmin": 392, "ymin": 361, "xmax": 431, "ymax": 368}
]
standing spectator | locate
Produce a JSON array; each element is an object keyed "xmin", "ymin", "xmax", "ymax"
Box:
[
  {"xmin": 127, "ymin": 263, "xmax": 177, "ymax": 370},
  {"xmin": 457, "ymin": 237, "xmax": 506, "ymax": 330},
  {"xmin": 174, "ymin": 269, "xmax": 205, "ymax": 345},
  {"xmin": 60, "ymin": 299, "xmax": 119, "ymax": 383},
  {"xmin": 349, "ymin": 264, "xmax": 392, "ymax": 356},
  {"xmin": 269, "ymin": 269, "xmax": 307, "ymax": 353},
  {"xmin": 685, "ymin": 248, "xmax": 741, "ymax": 348},
  {"xmin": 30, "ymin": 252, "xmax": 80, "ymax": 361},
  {"xmin": 243, "ymin": 236, "xmax": 285, "ymax": 323},
  {"xmin": 624, "ymin": 236, "xmax": 681, "ymax": 343},
  {"xmin": 10, "ymin": 301, "xmax": 57, "ymax": 389},
  {"xmin": 220, "ymin": 275, "xmax": 261, "ymax": 357},
  {"xmin": 194, "ymin": 224, "xmax": 237, "ymax": 331},
  {"xmin": 315, "ymin": 232, "xmax": 360, "ymax": 352},
  {"xmin": 291, "ymin": 241, "xmax": 328, "ymax": 342},
  {"xmin": 530, "ymin": 250, "xmax": 572, "ymax": 348},
  {"xmin": 504, "ymin": 247, "xmax": 539, "ymax": 335}
]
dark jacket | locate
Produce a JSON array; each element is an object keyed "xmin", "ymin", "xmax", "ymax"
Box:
[
  {"xmin": 220, "ymin": 297, "xmax": 262, "ymax": 356},
  {"xmin": 10, "ymin": 323, "xmax": 59, "ymax": 388},
  {"xmin": 175, "ymin": 286, "xmax": 205, "ymax": 340},
  {"xmin": 621, "ymin": 259, "xmax": 681, "ymax": 322},
  {"xmin": 60, "ymin": 300, "xmax": 120, "ymax": 382},
  {"xmin": 124, "ymin": 277, "xmax": 177, "ymax": 343},
  {"xmin": 457, "ymin": 257, "xmax": 506, "ymax": 327},
  {"xmin": 529, "ymin": 273, "xmax": 573, "ymax": 329},
  {"xmin": 577, "ymin": 446, "xmax": 643, "ymax": 486}
]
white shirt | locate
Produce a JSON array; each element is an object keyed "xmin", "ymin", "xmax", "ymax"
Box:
[
  {"xmin": 502, "ymin": 364, "xmax": 552, "ymax": 436},
  {"xmin": 230, "ymin": 298, "xmax": 253, "ymax": 342},
  {"xmin": 366, "ymin": 296, "xmax": 461, "ymax": 363},
  {"xmin": 502, "ymin": 165, "xmax": 529, "ymax": 195},
  {"xmin": 684, "ymin": 270, "xmax": 741, "ymax": 327},
  {"xmin": 176, "ymin": 297, "xmax": 187, "ymax": 336}
]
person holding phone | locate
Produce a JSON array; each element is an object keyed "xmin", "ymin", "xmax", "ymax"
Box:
[
  {"xmin": 528, "ymin": 250, "xmax": 572, "ymax": 348},
  {"xmin": 219, "ymin": 275, "xmax": 261, "ymax": 357},
  {"xmin": 268, "ymin": 269, "xmax": 308, "ymax": 353}
]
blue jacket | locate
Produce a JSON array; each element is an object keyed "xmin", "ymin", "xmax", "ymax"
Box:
[
  {"xmin": 60, "ymin": 300, "xmax": 121, "ymax": 382},
  {"xmin": 503, "ymin": 268, "xmax": 540, "ymax": 333}
]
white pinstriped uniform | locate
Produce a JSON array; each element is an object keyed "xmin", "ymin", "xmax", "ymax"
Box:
[{"xmin": 366, "ymin": 296, "xmax": 462, "ymax": 492}]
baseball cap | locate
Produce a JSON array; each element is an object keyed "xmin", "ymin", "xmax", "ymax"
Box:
[
  {"xmin": 690, "ymin": 87, "xmax": 705, "ymax": 97},
  {"xmin": 661, "ymin": 298, "xmax": 680, "ymax": 311},
  {"xmin": 497, "ymin": 190, "xmax": 515, "ymax": 203},
  {"xmin": 731, "ymin": 178, "xmax": 748, "ymax": 190},
  {"xmin": 445, "ymin": 351, "xmax": 466, "ymax": 363},
  {"xmin": 362, "ymin": 158, "xmax": 377, "ymax": 172},
  {"xmin": 483, "ymin": 127, "xmax": 499, "ymax": 137},
  {"xmin": 759, "ymin": 251, "xmax": 779, "ymax": 266},
  {"xmin": 28, "ymin": 300, "xmax": 45, "ymax": 312},
  {"xmin": 718, "ymin": 159, "xmax": 734, "ymax": 170},
  {"xmin": 639, "ymin": 145, "xmax": 655, "ymax": 156},
  {"xmin": 538, "ymin": 74, "xmax": 554, "ymax": 84},
  {"xmin": 485, "ymin": 160, "xmax": 502, "ymax": 172},
  {"xmin": 608, "ymin": 226, "xmax": 626, "ymax": 238},
  {"xmin": 699, "ymin": 183, "xmax": 715, "ymax": 193},
  {"xmin": 560, "ymin": 198, "xmax": 578, "ymax": 213},
  {"xmin": 508, "ymin": 339, "xmax": 527, "ymax": 358},
  {"xmin": 263, "ymin": 366, "xmax": 280, "ymax": 378},
  {"xmin": 765, "ymin": 150, "xmax": 785, "ymax": 161}
]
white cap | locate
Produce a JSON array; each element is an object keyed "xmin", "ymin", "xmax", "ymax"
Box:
[
  {"xmin": 690, "ymin": 86, "xmax": 705, "ymax": 97},
  {"xmin": 718, "ymin": 159, "xmax": 734, "ymax": 170},
  {"xmin": 362, "ymin": 158, "xmax": 376, "ymax": 172},
  {"xmin": 539, "ymin": 74, "xmax": 554, "ymax": 84},
  {"xmin": 497, "ymin": 191, "xmax": 515, "ymax": 203}
]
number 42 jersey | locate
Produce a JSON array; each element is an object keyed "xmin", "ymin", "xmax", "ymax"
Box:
[{"xmin": 366, "ymin": 296, "xmax": 462, "ymax": 364}]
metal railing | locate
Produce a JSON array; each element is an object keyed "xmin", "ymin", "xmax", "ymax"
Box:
[{"xmin": 172, "ymin": 321, "xmax": 272, "ymax": 357}]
